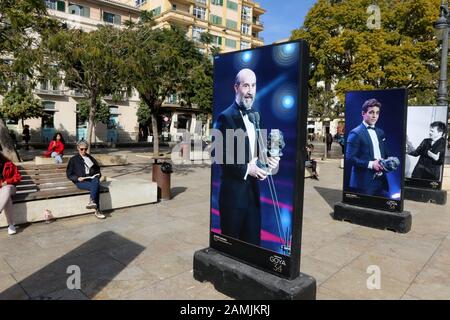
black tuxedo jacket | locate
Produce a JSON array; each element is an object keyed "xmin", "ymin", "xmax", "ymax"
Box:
[{"xmin": 214, "ymin": 102, "xmax": 261, "ymax": 209}]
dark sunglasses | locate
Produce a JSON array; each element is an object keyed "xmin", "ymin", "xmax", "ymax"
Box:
[{"xmin": 79, "ymin": 148, "xmax": 87, "ymax": 151}]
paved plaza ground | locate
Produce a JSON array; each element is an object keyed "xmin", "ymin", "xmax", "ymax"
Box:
[{"xmin": 0, "ymin": 147, "xmax": 449, "ymax": 300}]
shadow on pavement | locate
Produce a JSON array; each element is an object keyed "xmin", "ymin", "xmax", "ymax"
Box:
[
  {"xmin": 171, "ymin": 187, "xmax": 187, "ymax": 199},
  {"xmin": 314, "ymin": 186, "xmax": 342, "ymax": 210},
  {"xmin": 0, "ymin": 231, "xmax": 145, "ymax": 300}
]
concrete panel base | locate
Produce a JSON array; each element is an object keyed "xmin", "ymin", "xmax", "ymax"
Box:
[
  {"xmin": 193, "ymin": 248, "xmax": 316, "ymax": 300},
  {"xmin": 94, "ymin": 154, "xmax": 128, "ymax": 166},
  {"xmin": 34, "ymin": 156, "xmax": 69, "ymax": 165},
  {"xmin": 0, "ymin": 178, "xmax": 157, "ymax": 227},
  {"xmin": 405, "ymin": 186, "xmax": 447, "ymax": 205},
  {"xmin": 332, "ymin": 202, "xmax": 411, "ymax": 233}
]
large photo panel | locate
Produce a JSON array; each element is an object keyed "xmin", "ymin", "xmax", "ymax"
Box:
[
  {"xmin": 343, "ymin": 89, "xmax": 407, "ymax": 212},
  {"xmin": 209, "ymin": 40, "xmax": 309, "ymax": 278},
  {"xmin": 405, "ymin": 106, "xmax": 448, "ymax": 189}
]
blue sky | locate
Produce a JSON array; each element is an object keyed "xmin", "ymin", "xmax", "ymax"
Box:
[{"xmin": 258, "ymin": 0, "xmax": 317, "ymax": 44}]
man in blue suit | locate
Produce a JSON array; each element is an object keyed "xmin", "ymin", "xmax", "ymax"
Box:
[
  {"xmin": 214, "ymin": 68, "xmax": 280, "ymax": 246},
  {"xmin": 346, "ymin": 98, "xmax": 390, "ymax": 197}
]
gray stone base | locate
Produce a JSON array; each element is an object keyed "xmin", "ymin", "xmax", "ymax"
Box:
[
  {"xmin": 333, "ymin": 202, "xmax": 411, "ymax": 233},
  {"xmin": 405, "ymin": 187, "xmax": 447, "ymax": 205},
  {"xmin": 193, "ymin": 248, "xmax": 316, "ymax": 300}
]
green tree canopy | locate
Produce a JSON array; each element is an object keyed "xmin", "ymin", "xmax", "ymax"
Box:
[
  {"xmin": 122, "ymin": 17, "xmax": 206, "ymax": 155},
  {"xmin": 291, "ymin": 0, "xmax": 441, "ymax": 109},
  {"xmin": 0, "ymin": 0, "xmax": 61, "ymax": 161},
  {"xmin": 0, "ymin": 87, "xmax": 43, "ymax": 125},
  {"xmin": 77, "ymin": 99, "xmax": 110, "ymax": 125},
  {"xmin": 46, "ymin": 25, "xmax": 128, "ymax": 152}
]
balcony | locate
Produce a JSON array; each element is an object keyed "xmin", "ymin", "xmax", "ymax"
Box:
[
  {"xmin": 252, "ymin": 19, "xmax": 263, "ymax": 31},
  {"xmin": 175, "ymin": 0, "xmax": 195, "ymax": 5},
  {"xmin": 34, "ymin": 88, "xmax": 65, "ymax": 96},
  {"xmin": 157, "ymin": 8, "xmax": 195, "ymax": 26},
  {"xmin": 69, "ymin": 89, "xmax": 86, "ymax": 97},
  {"xmin": 104, "ymin": 92, "xmax": 128, "ymax": 101}
]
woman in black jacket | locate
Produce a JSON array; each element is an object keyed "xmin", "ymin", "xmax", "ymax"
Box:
[{"xmin": 66, "ymin": 140, "xmax": 105, "ymax": 219}]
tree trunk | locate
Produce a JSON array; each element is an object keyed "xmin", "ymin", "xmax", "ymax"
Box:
[
  {"xmin": 86, "ymin": 95, "xmax": 97, "ymax": 154},
  {"xmin": 0, "ymin": 119, "xmax": 20, "ymax": 162},
  {"xmin": 151, "ymin": 113, "xmax": 159, "ymax": 156}
]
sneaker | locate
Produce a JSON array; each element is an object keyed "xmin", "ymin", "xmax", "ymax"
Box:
[
  {"xmin": 8, "ymin": 225, "xmax": 16, "ymax": 235},
  {"xmin": 94, "ymin": 210, "xmax": 106, "ymax": 219},
  {"xmin": 86, "ymin": 200, "xmax": 97, "ymax": 209}
]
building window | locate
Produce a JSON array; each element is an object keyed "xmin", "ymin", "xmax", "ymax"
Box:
[
  {"xmin": 135, "ymin": 0, "xmax": 147, "ymax": 6},
  {"xmin": 45, "ymin": 0, "xmax": 65, "ymax": 12},
  {"xmin": 42, "ymin": 102, "xmax": 55, "ymax": 129},
  {"xmin": 241, "ymin": 23, "xmax": 250, "ymax": 35},
  {"xmin": 226, "ymin": 19, "xmax": 237, "ymax": 30},
  {"xmin": 227, "ymin": 0, "xmax": 238, "ymax": 11},
  {"xmin": 68, "ymin": 3, "xmax": 90, "ymax": 17},
  {"xmin": 212, "ymin": 35, "xmax": 222, "ymax": 46},
  {"xmin": 108, "ymin": 106, "xmax": 119, "ymax": 129},
  {"xmin": 192, "ymin": 26, "xmax": 206, "ymax": 42},
  {"xmin": 210, "ymin": 14, "xmax": 222, "ymax": 26},
  {"xmin": 242, "ymin": 5, "xmax": 252, "ymax": 22},
  {"xmin": 195, "ymin": 0, "xmax": 207, "ymax": 5},
  {"xmin": 240, "ymin": 41, "xmax": 250, "ymax": 50},
  {"xmin": 193, "ymin": 6, "xmax": 206, "ymax": 20},
  {"xmin": 151, "ymin": 6, "xmax": 161, "ymax": 16},
  {"xmin": 225, "ymin": 38, "xmax": 236, "ymax": 48},
  {"xmin": 103, "ymin": 12, "xmax": 121, "ymax": 25},
  {"xmin": 211, "ymin": 0, "xmax": 223, "ymax": 6}
]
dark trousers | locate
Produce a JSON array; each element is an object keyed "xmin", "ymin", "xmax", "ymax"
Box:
[
  {"xmin": 76, "ymin": 177, "xmax": 100, "ymax": 208},
  {"xmin": 219, "ymin": 195, "xmax": 261, "ymax": 246}
]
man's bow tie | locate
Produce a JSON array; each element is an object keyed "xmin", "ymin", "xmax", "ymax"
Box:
[
  {"xmin": 367, "ymin": 126, "xmax": 375, "ymax": 130},
  {"xmin": 239, "ymin": 107, "xmax": 254, "ymax": 116}
]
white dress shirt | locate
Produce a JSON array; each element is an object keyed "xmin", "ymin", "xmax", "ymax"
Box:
[
  {"xmin": 362, "ymin": 121, "xmax": 382, "ymax": 169},
  {"xmin": 82, "ymin": 155, "xmax": 94, "ymax": 174},
  {"xmin": 238, "ymin": 102, "xmax": 257, "ymax": 180}
]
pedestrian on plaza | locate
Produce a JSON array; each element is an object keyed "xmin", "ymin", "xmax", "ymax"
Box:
[
  {"xmin": 0, "ymin": 152, "xmax": 22, "ymax": 235},
  {"xmin": 44, "ymin": 132, "xmax": 65, "ymax": 164},
  {"xmin": 22, "ymin": 125, "xmax": 30, "ymax": 150},
  {"xmin": 326, "ymin": 132, "xmax": 333, "ymax": 153},
  {"xmin": 66, "ymin": 140, "xmax": 105, "ymax": 219}
]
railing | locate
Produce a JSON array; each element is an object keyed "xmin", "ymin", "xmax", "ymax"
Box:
[{"xmin": 34, "ymin": 88, "xmax": 65, "ymax": 96}]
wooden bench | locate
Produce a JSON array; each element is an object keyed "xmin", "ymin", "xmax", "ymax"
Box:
[
  {"xmin": 0, "ymin": 162, "xmax": 158, "ymax": 227},
  {"xmin": 13, "ymin": 164, "xmax": 108, "ymax": 204}
]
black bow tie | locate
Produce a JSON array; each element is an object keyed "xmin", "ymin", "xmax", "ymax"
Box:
[
  {"xmin": 238, "ymin": 105, "xmax": 254, "ymax": 116},
  {"xmin": 367, "ymin": 126, "xmax": 375, "ymax": 130}
]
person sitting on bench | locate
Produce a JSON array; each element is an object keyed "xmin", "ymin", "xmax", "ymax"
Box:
[
  {"xmin": 0, "ymin": 152, "xmax": 22, "ymax": 234},
  {"xmin": 66, "ymin": 140, "xmax": 105, "ymax": 219},
  {"xmin": 305, "ymin": 144, "xmax": 319, "ymax": 180},
  {"xmin": 44, "ymin": 132, "xmax": 65, "ymax": 164}
]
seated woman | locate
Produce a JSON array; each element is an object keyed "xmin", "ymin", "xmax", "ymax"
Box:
[
  {"xmin": 66, "ymin": 140, "xmax": 105, "ymax": 219},
  {"xmin": 0, "ymin": 152, "xmax": 22, "ymax": 235},
  {"xmin": 305, "ymin": 144, "xmax": 319, "ymax": 180},
  {"xmin": 44, "ymin": 132, "xmax": 65, "ymax": 164}
]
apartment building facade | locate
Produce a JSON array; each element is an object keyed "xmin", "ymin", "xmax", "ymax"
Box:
[
  {"xmin": 129, "ymin": 0, "xmax": 265, "ymax": 142},
  {"xmin": 4, "ymin": 0, "xmax": 265, "ymax": 145}
]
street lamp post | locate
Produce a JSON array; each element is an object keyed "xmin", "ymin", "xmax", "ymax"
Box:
[{"xmin": 436, "ymin": 0, "xmax": 449, "ymax": 106}]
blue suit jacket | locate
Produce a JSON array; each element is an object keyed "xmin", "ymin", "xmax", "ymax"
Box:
[{"xmin": 346, "ymin": 123, "xmax": 389, "ymax": 192}]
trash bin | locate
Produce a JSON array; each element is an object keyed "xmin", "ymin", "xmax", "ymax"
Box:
[{"xmin": 152, "ymin": 159, "xmax": 173, "ymax": 200}]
